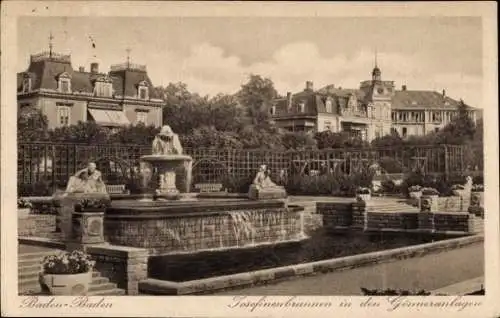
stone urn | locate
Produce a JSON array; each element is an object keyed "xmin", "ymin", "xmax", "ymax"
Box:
[
  {"xmin": 40, "ymin": 271, "xmax": 92, "ymax": 295},
  {"xmin": 355, "ymin": 188, "xmax": 371, "ymax": 202}
]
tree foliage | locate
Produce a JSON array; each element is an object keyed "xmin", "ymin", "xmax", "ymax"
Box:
[
  {"xmin": 237, "ymin": 74, "xmax": 278, "ymax": 129},
  {"xmin": 18, "ymin": 106, "xmax": 49, "ymax": 142}
]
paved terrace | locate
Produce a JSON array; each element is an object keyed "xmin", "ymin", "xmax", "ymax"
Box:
[{"xmin": 214, "ymin": 241, "xmax": 483, "ymax": 295}]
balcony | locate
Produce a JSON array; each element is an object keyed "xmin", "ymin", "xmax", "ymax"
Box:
[
  {"xmin": 110, "ymin": 63, "xmax": 146, "ymax": 72},
  {"xmin": 30, "ymin": 51, "xmax": 71, "ymax": 63}
]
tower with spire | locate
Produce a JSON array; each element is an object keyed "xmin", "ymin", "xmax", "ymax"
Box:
[{"xmin": 372, "ymin": 49, "xmax": 382, "ymax": 81}]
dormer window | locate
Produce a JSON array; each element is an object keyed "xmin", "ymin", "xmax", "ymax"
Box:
[
  {"xmin": 299, "ymin": 102, "xmax": 306, "ymax": 113},
  {"xmin": 94, "ymin": 76, "xmax": 113, "ymax": 97},
  {"xmin": 58, "ymin": 72, "xmax": 72, "ymax": 93},
  {"xmin": 22, "ymin": 77, "xmax": 31, "ymax": 93},
  {"xmin": 138, "ymin": 81, "xmax": 149, "ymax": 100}
]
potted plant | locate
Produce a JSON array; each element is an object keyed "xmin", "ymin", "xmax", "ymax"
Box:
[
  {"xmin": 470, "ymin": 184, "xmax": 485, "ymax": 207},
  {"xmin": 17, "ymin": 198, "xmax": 33, "ymax": 219},
  {"xmin": 355, "ymin": 187, "xmax": 371, "ymax": 202},
  {"xmin": 39, "ymin": 250, "xmax": 95, "ymax": 295},
  {"xmin": 74, "ymin": 197, "xmax": 111, "ymax": 213}
]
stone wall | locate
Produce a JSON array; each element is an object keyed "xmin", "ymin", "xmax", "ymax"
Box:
[
  {"xmin": 366, "ymin": 212, "xmax": 419, "ymax": 230},
  {"xmin": 436, "ymin": 196, "xmax": 469, "ymax": 212},
  {"xmin": 18, "ymin": 214, "xmax": 56, "ymax": 237},
  {"xmin": 104, "ymin": 207, "xmax": 304, "ymax": 255},
  {"xmin": 351, "ymin": 202, "xmax": 366, "ymax": 229},
  {"xmin": 86, "ymin": 244, "xmax": 148, "ymax": 295},
  {"xmin": 317, "ymin": 202, "xmax": 353, "ymax": 228},
  {"xmin": 418, "ymin": 212, "xmax": 481, "ymax": 233}
]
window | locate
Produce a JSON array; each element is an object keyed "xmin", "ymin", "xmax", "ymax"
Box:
[
  {"xmin": 270, "ymin": 106, "xmax": 276, "ymax": 116},
  {"xmin": 94, "ymin": 80, "xmax": 113, "ymax": 97},
  {"xmin": 138, "ymin": 81, "xmax": 149, "ymax": 100},
  {"xmin": 402, "ymin": 127, "xmax": 407, "ymax": 137},
  {"xmin": 325, "ymin": 100, "xmax": 333, "ymax": 113},
  {"xmin": 435, "ymin": 127, "xmax": 439, "ymax": 133},
  {"xmin": 299, "ymin": 102, "xmax": 305, "ymax": 113},
  {"xmin": 22, "ymin": 78, "xmax": 31, "ymax": 93},
  {"xmin": 136, "ymin": 111, "xmax": 147, "ymax": 124},
  {"xmin": 57, "ymin": 106, "xmax": 70, "ymax": 126}
]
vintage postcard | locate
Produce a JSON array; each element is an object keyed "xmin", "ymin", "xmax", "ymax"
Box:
[{"xmin": 1, "ymin": 1, "xmax": 499, "ymax": 317}]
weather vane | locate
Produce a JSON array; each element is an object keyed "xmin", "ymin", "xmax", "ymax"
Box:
[
  {"xmin": 49, "ymin": 31, "xmax": 54, "ymax": 57},
  {"xmin": 126, "ymin": 48, "xmax": 131, "ymax": 67}
]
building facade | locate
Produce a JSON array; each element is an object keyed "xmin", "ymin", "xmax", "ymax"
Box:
[
  {"xmin": 272, "ymin": 65, "xmax": 480, "ymax": 141},
  {"xmin": 17, "ymin": 51, "xmax": 164, "ymax": 130}
]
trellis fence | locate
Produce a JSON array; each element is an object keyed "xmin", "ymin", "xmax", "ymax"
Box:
[{"xmin": 18, "ymin": 142, "xmax": 465, "ymax": 194}]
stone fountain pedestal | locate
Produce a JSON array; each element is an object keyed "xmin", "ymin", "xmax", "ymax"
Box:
[{"xmin": 141, "ymin": 154, "xmax": 193, "ymax": 200}]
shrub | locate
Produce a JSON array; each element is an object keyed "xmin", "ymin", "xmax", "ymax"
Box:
[
  {"xmin": 222, "ymin": 175, "xmax": 254, "ymax": 193},
  {"xmin": 473, "ymin": 175, "xmax": 484, "ymax": 185},
  {"xmin": 378, "ymin": 157, "xmax": 404, "ymax": 173},
  {"xmin": 422, "ymin": 187, "xmax": 439, "ymax": 196},
  {"xmin": 381, "ymin": 179, "xmax": 397, "ymax": 193},
  {"xmin": 408, "ymin": 185, "xmax": 422, "ymax": 192},
  {"xmin": 18, "ymin": 180, "xmax": 53, "ymax": 197},
  {"xmin": 356, "ymin": 187, "xmax": 371, "ymax": 195},
  {"xmin": 41, "ymin": 250, "xmax": 95, "ymax": 275},
  {"xmin": 472, "ymin": 184, "xmax": 484, "ymax": 192},
  {"xmin": 17, "ymin": 198, "xmax": 33, "ymax": 209}
]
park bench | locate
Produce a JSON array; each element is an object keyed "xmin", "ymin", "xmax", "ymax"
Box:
[
  {"xmin": 194, "ymin": 183, "xmax": 226, "ymax": 193},
  {"xmin": 106, "ymin": 184, "xmax": 130, "ymax": 194}
]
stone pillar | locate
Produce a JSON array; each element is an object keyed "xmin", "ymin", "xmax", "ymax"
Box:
[
  {"xmin": 53, "ymin": 192, "xmax": 110, "ymax": 251},
  {"xmin": 156, "ymin": 166, "xmax": 180, "ymax": 199},
  {"xmin": 87, "ymin": 245, "xmax": 148, "ymax": 295}
]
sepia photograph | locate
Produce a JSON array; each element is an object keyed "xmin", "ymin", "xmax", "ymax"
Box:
[{"xmin": 1, "ymin": 1, "xmax": 498, "ymax": 317}]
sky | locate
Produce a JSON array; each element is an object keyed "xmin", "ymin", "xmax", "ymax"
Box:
[{"xmin": 17, "ymin": 16, "xmax": 483, "ymax": 108}]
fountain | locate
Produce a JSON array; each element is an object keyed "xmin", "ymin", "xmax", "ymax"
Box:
[
  {"xmin": 54, "ymin": 125, "xmax": 306, "ymax": 256},
  {"xmin": 139, "ymin": 125, "xmax": 193, "ymax": 201}
]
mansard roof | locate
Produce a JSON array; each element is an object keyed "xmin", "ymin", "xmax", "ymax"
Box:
[{"xmin": 17, "ymin": 52, "xmax": 161, "ymax": 99}]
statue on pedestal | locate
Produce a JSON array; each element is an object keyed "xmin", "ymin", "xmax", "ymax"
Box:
[
  {"xmin": 248, "ymin": 165, "xmax": 287, "ymax": 200},
  {"xmin": 65, "ymin": 162, "xmax": 107, "ymax": 194},
  {"xmin": 152, "ymin": 125, "xmax": 183, "ymax": 155}
]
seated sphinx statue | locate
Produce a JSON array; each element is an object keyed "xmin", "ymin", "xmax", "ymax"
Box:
[
  {"xmin": 65, "ymin": 162, "xmax": 107, "ymax": 194},
  {"xmin": 248, "ymin": 165, "xmax": 287, "ymax": 200}
]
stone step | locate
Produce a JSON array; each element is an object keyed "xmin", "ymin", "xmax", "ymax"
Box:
[{"xmin": 89, "ymin": 288, "xmax": 126, "ymax": 296}]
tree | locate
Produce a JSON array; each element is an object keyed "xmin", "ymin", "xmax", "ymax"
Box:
[
  {"xmin": 160, "ymin": 82, "xmax": 210, "ymax": 134},
  {"xmin": 314, "ymin": 131, "xmax": 368, "ymax": 149},
  {"xmin": 206, "ymin": 94, "xmax": 245, "ymax": 132},
  {"xmin": 371, "ymin": 130, "xmax": 404, "ymax": 148},
  {"xmin": 17, "ymin": 106, "xmax": 49, "ymax": 142},
  {"xmin": 281, "ymin": 131, "xmax": 317, "ymax": 150},
  {"xmin": 437, "ymin": 100, "xmax": 476, "ymax": 144},
  {"xmin": 237, "ymin": 74, "xmax": 278, "ymax": 129},
  {"xmin": 108, "ymin": 123, "xmax": 160, "ymax": 145}
]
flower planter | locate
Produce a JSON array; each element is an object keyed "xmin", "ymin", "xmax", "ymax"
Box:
[
  {"xmin": 39, "ymin": 271, "xmax": 92, "ymax": 295},
  {"xmin": 470, "ymin": 191, "xmax": 484, "ymax": 207},
  {"xmin": 420, "ymin": 195, "xmax": 439, "ymax": 212},
  {"xmin": 356, "ymin": 193, "xmax": 371, "ymax": 202},
  {"xmin": 408, "ymin": 191, "xmax": 422, "ymax": 207},
  {"xmin": 18, "ymin": 208, "xmax": 31, "ymax": 219}
]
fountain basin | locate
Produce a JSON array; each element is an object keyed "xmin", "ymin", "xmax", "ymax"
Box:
[
  {"xmin": 140, "ymin": 154, "xmax": 193, "ymax": 199},
  {"xmin": 104, "ymin": 199, "xmax": 306, "ymax": 255}
]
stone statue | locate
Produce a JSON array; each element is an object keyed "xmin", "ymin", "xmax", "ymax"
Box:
[
  {"xmin": 252, "ymin": 165, "xmax": 280, "ymax": 189},
  {"xmin": 152, "ymin": 125, "xmax": 183, "ymax": 155},
  {"xmin": 65, "ymin": 162, "xmax": 107, "ymax": 194},
  {"xmin": 248, "ymin": 165, "xmax": 287, "ymax": 200}
]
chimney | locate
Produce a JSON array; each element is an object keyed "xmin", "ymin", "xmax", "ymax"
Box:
[
  {"xmin": 305, "ymin": 81, "xmax": 314, "ymax": 91},
  {"xmin": 442, "ymin": 89, "xmax": 446, "ymax": 97},
  {"xmin": 327, "ymin": 84, "xmax": 335, "ymax": 94},
  {"xmin": 286, "ymin": 92, "xmax": 293, "ymax": 109},
  {"xmin": 78, "ymin": 66, "xmax": 85, "ymax": 72},
  {"xmin": 402, "ymin": 85, "xmax": 407, "ymax": 91},
  {"xmin": 90, "ymin": 63, "xmax": 99, "ymax": 74}
]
